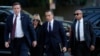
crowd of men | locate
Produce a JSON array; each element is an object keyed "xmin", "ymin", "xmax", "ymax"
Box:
[{"xmin": 4, "ymin": 2, "xmax": 95, "ymax": 56}]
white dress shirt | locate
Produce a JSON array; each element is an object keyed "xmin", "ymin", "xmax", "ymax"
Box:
[
  {"xmin": 13, "ymin": 13, "xmax": 24, "ymax": 38},
  {"xmin": 47, "ymin": 19, "xmax": 54, "ymax": 31},
  {"xmin": 75, "ymin": 18, "xmax": 85, "ymax": 41}
]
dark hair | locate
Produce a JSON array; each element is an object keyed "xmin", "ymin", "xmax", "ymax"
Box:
[
  {"xmin": 45, "ymin": 10, "xmax": 54, "ymax": 15},
  {"xmin": 12, "ymin": 2, "xmax": 21, "ymax": 7}
]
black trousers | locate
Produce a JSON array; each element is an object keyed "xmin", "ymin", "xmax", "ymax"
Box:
[
  {"xmin": 10, "ymin": 37, "xmax": 29, "ymax": 56},
  {"xmin": 74, "ymin": 41, "xmax": 90, "ymax": 56},
  {"xmin": 30, "ymin": 45, "xmax": 44, "ymax": 56},
  {"xmin": 45, "ymin": 44, "xmax": 64, "ymax": 56}
]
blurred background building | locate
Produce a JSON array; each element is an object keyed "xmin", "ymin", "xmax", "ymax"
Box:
[
  {"xmin": 0, "ymin": 1, "xmax": 100, "ymax": 56},
  {"xmin": 0, "ymin": 0, "xmax": 100, "ymax": 20}
]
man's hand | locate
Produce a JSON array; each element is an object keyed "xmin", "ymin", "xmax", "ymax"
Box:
[
  {"xmin": 5, "ymin": 42, "xmax": 9, "ymax": 48},
  {"xmin": 32, "ymin": 41, "xmax": 37, "ymax": 47},
  {"xmin": 90, "ymin": 45, "xmax": 95, "ymax": 51},
  {"xmin": 62, "ymin": 47, "xmax": 67, "ymax": 52}
]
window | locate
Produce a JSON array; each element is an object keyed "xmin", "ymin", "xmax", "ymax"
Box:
[
  {"xmin": 0, "ymin": 11, "xmax": 9, "ymax": 22},
  {"xmin": 96, "ymin": 20, "xmax": 100, "ymax": 27}
]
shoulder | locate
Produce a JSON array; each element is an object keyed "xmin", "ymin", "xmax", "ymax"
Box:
[
  {"xmin": 54, "ymin": 20, "xmax": 64, "ymax": 28},
  {"xmin": 6, "ymin": 14, "xmax": 13, "ymax": 20},
  {"xmin": 37, "ymin": 25, "xmax": 42, "ymax": 28},
  {"xmin": 54, "ymin": 20, "xmax": 62, "ymax": 24},
  {"xmin": 37, "ymin": 25, "xmax": 42, "ymax": 30},
  {"xmin": 72, "ymin": 19, "xmax": 77, "ymax": 24},
  {"xmin": 42, "ymin": 22, "xmax": 47, "ymax": 26},
  {"xmin": 21, "ymin": 13, "xmax": 31, "ymax": 21},
  {"xmin": 21, "ymin": 13, "xmax": 29, "ymax": 17},
  {"xmin": 84, "ymin": 19, "xmax": 91, "ymax": 24},
  {"xmin": 8, "ymin": 14, "xmax": 13, "ymax": 18}
]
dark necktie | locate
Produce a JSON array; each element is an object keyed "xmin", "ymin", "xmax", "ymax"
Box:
[
  {"xmin": 77, "ymin": 21, "xmax": 80, "ymax": 41},
  {"xmin": 49, "ymin": 22, "xmax": 51, "ymax": 32},
  {"xmin": 11, "ymin": 15, "xmax": 17, "ymax": 40}
]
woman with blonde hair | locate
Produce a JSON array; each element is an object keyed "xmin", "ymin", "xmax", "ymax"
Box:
[
  {"xmin": 30, "ymin": 14, "xmax": 43, "ymax": 56},
  {"xmin": 32, "ymin": 14, "xmax": 42, "ymax": 26}
]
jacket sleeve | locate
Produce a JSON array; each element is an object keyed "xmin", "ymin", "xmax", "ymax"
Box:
[
  {"xmin": 59, "ymin": 22, "xmax": 68, "ymax": 47},
  {"xmin": 40, "ymin": 23, "xmax": 46, "ymax": 46},
  {"xmin": 4, "ymin": 16, "xmax": 10, "ymax": 42},
  {"xmin": 27, "ymin": 15, "xmax": 37, "ymax": 41},
  {"xmin": 69, "ymin": 24, "xmax": 74, "ymax": 48},
  {"xmin": 88, "ymin": 21, "xmax": 96, "ymax": 45}
]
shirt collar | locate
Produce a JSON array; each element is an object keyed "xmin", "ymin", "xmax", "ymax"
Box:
[
  {"xmin": 80, "ymin": 18, "xmax": 83, "ymax": 22},
  {"xmin": 77, "ymin": 18, "xmax": 83, "ymax": 22},
  {"xmin": 48, "ymin": 19, "xmax": 54, "ymax": 24},
  {"xmin": 14, "ymin": 12, "xmax": 20, "ymax": 17}
]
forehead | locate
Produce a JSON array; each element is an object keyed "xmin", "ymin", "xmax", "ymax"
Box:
[
  {"xmin": 13, "ymin": 5, "xmax": 21, "ymax": 8},
  {"xmin": 75, "ymin": 10, "xmax": 82, "ymax": 13},
  {"xmin": 34, "ymin": 16, "xmax": 39, "ymax": 19},
  {"xmin": 45, "ymin": 11, "xmax": 52, "ymax": 15}
]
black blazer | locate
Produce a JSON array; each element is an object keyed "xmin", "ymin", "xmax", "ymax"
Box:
[
  {"xmin": 42, "ymin": 20, "xmax": 67, "ymax": 47},
  {"xmin": 70, "ymin": 19, "xmax": 96, "ymax": 48},
  {"xmin": 4, "ymin": 13, "xmax": 36, "ymax": 46},
  {"xmin": 34, "ymin": 25, "xmax": 42, "ymax": 45}
]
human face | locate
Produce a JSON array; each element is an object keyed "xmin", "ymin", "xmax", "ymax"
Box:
[
  {"xmin": 13, "ymin": 5, "xmax": 21, "ymax": 15},
  {"xmin": 33, "ymin": 19, "xmax": 39, "ymax": 26},
  {"xmin": 74, "ymin": 10, "xmax": 83, "ymax": 20},
  {"xmin": 45, "ymin": 11, "xmax": 54, "ymax": 22}
]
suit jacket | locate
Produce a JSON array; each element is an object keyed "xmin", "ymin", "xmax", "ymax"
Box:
[
  {"xmin": 34, "ymin": 25, "xmax": 42, "ymax": 45},
  {"xmin": 4, "ymin": 13, "xmax": 36, "ymax": 46},
  {"xmin": 70, "ymin": 19, "xmax": 96, "ymax": 48},
  {"xmin": 42, "ymin": 20, "xmax": 67, "ymax": 47}
]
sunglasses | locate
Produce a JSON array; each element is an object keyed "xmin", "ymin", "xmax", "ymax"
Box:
[
  {"xmin": 74, "ymin": 13, "xmax": 82, "ymax": 16},
  {"xmin": 33, "ymin": 19, "xmax": 39, "ymax": 21}
]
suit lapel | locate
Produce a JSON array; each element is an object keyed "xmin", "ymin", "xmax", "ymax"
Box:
[
  {"xmin": 20, "ymin": 13, "xmax": 24, "ymax": 22},
  {"xmin": 52, "ymin": 20, "xmax": 55, "ymax": 31},
  {"xmin": 11, "ymin": 14, "xmax": 14, "ymax": 27},
  {"xmin": 83, "ymin": 19, "xmax": 87, "ymax": 38},
  {"xmin": 45, "ymin": 22, "xmax": 48, "ymax": 32},
  {"xmin": 20, "ymin": 13, "xmax": 24, "ymax": 28},
  {"xmin": 73, "ymin": 19, "xmax": 77, "ymax": 31}
]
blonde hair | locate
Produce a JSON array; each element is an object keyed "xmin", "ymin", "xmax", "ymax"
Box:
[{"xmin": 33, "ymin": 14, "xmax": 42, "ymax": 25}]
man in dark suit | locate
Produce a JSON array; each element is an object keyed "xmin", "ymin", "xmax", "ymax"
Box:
[
  {"xmin": 4, "ymin": 2, "xmax": 37, "ymax": 56},
  {"xmin": 42, "ymin": 10, "xmax": 67, "ymax": 56},
  {"xmin": 70, "ymin": 10, "xmax": 96, "ymax": 56}
]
